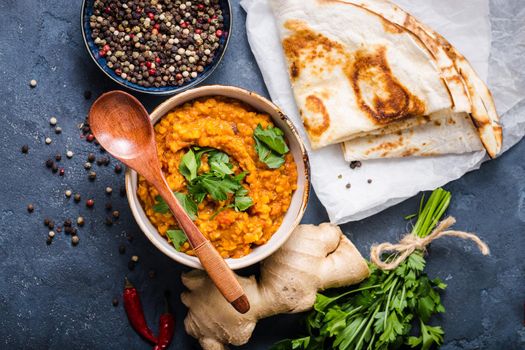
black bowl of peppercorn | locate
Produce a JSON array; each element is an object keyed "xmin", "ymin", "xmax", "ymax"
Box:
[{"xmin": 81, "ymin": 0, "xmax": 231, "ymax": 95}]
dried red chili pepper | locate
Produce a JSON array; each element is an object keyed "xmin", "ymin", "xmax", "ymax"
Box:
[
  {"xmin": 153, "ymin": 294, "xmax": 175, "ymax": 350},
  {"xmin": 123, "ymin": 278, "xmax": 158, "ymax": 344}
]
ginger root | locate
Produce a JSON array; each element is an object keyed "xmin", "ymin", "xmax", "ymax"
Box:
[{"xmin": 181, "ymin": 223, "xmax": 370, "ymax": 350}]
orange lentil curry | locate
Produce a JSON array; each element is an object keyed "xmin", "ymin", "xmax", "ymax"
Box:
[{"xmin": 137, "ymin": 97, "xmax": 298, "ymax": 258}]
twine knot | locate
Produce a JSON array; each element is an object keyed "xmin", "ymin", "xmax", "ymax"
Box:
[{"xmin": 370, "ymin": 216, "xmax": 490, "ymax": 270}]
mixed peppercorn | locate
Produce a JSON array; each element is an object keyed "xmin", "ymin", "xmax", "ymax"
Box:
[{"xmin": 89, "ymin": 0, "xmax": 226, "ymax": 87}]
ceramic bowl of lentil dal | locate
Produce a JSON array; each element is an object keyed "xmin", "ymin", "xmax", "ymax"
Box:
[
  {"xmin": 81, "ymin": 0, "xmax": 232, "ymax": 95},
  {"xmin": 125, "ymin": 85, "xmax": 310, "ymax": 269}
]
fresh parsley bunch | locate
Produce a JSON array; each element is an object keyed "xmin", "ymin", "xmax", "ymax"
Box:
[{"xmin": 273, "ymin": 188, "xmax": 451, "ymax": 350}]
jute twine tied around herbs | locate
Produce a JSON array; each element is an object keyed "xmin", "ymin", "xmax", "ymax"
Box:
[{"xmin": 370, "ymin": 216, "xmax": 490, "ymax": 270}]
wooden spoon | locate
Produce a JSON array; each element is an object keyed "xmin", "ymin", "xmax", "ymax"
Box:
[{"xmin": 89, "ymin": 90, "xmax": 250, "ymax": 314}]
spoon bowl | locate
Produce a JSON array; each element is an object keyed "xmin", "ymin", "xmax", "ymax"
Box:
[{"xmin": 89, "ymin": 92, "xmax": 154, "ymax": 161}]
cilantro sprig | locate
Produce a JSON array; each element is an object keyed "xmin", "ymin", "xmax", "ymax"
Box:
[
  {"xmin": 253, "ymin": 124, "xmax": 289, "ymax": 169},
  {"xmin": 272, "ymin": 188, "xmax": 451, "ymax": 350},
  {"xmin": 153, "ymin": 147, "xmax": 254, "ymax": 223},
  {"xmin": 166, "ymin": 229, "xmax": 187, "ymax": 251}
]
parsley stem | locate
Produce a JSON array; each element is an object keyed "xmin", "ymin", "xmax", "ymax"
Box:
[
  {"xmin": 411, "ymin": 188, "xmax": 451, "ymax": 238},
  {"xmin": 384, "ymin": 279, "xmax": 398, "ymax": 330},
  {"xmin": 355, "ymin": 304, "xmax": 381, "ymax": 350},
  {"xmin": 323, "ymin": 283, "xmax": 382, "ymax": 306}
]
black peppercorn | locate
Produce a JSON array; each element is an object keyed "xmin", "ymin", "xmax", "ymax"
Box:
[
  {"xmin": 114, "ymin": 164, "xmax": 123, "ymax": 174},
  {"xmin": 21, "ymin": 144, "xmax": 29, "ymax": 154},
  {"xmin": 27, "ymin": 204, "xmax": 34, "ymax": 213},
  {"xmin": 118, "ymin": 244, "xmax": 126, "ymax": 254},
  {"xmin": 87, "ymin": 153, "xmax": 96, "ymax": 162},
  {"xmin": 45, "ymin": 159, "xmax": 54, "ymax": 168},
  {"xmin": 349, "ymin": 161, "xmax": 362, "ymax": 169},
  {"xmin": 112, "ymin": 298, "xmax": 119, "ymax": 307},
  {"xmin": 55, "ymin": 153, "xmax": 61, "ymax": 161}
]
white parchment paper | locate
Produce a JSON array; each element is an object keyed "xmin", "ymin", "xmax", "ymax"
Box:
[{"xmin": 240, "ymin": 0, "xmax": 525, "ymax": 223}]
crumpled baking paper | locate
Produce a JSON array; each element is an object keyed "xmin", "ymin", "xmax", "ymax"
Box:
[{"xmin": 240, "ymin": 0, "xmax": 525, "ymax": 224}]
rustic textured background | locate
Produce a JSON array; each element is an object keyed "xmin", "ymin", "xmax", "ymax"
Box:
[{"xmin": 0, "ymin": 0, "xmax": 523, "ymax": 349}]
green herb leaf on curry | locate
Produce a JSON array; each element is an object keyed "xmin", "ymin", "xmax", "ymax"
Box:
[
  {"xmin": 198, "ymin": 174, "xmax": 241, "ymax": 201},
  {"xmin": 173, "ymin": 192, "xmax": 198, "ymax": 220},
  {"xmin": 179, "ymin": 148, "xmax": 200, "ymax": 182},
  {"xmin": 254, "ymin": 124, "xmax": 289, "ymax": 155},
  {"xmin": 209, "ymin": 151, "xmax": 234, "ymax": 177},
  {"xmin": 234, "ymin": 195, "xmax": 254, "ymax": 212},
  {"xmin": 152, "ymin": 192, "xmax": 197, "ymax": 220},
  {"xmin": 152, "ymin": 196, "xmax": 169, "ymax": 214},
  {"xmin": 166, "ymin": 229, "xmax": 187, "ymax": 251},
  {"xmin": 253, "ymin": 124, "xmax": 289, "ymax": 169},
  {"xmin": 254, "ymin": 137, "xmax": 286, "ymax": 169},
  {"xmin": 173, "ymin": 147, "xmax": 255, "ymax": 218}
]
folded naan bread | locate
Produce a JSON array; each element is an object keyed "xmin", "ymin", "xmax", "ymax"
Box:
[
  {"xmin": 269, "ymin": 0, "xmax": 502, "ymax": 158},
  {"xmin": 342, "ymin": 111, "xmax": 483, "ymax": 160}
]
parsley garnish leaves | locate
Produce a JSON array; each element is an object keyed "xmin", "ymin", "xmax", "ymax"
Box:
[
  {"xmin": 152, "ymin": 192, "xmax": 197, "ymax": 220},
  {"xmin": 254, "ymin": 124, "xmax": 289, "ymax": 154},
  {"xmin": 166, "ymin": 229, "xmax": 187, "ymax": 251},
  {"xmin": 209, "ymin": 151, "xmax": 234, "ymax": 177},
  {"xmin": 177, "ymin": 148, "xmax": 254, "ymax": 214},
  {"xmin": 198, "ymin": 174, "xmax": 241, "ymax": 201},
  {"xmin": 254, "ymin": 137, "xmax": 286, "ymax": 169},
  {"xmin": 253, "ymin": 124, "xmax": 289, "ymax": 169},
  {"xmin": 152, "ymin": 196, "xmax": 169, "ymax": 214},
  {"xmin": 235, "ymin": 195, "xmax": 254, "ymax": 211},
  {"xmin": 174, "ymin": 192, "xmax": 198, "ymax": 220},
  {"xmin": 179, "ymin": 148, "xmax": 200, "ymax": 182}
]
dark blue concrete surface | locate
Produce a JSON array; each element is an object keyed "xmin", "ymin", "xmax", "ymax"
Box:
[{"xmin": 0, "ymin": 1, "xmax": 523, "ymax": 349}]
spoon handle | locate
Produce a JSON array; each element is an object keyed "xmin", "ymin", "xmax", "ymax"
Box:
[{"xmin": 154, "ymin": 177, "xmax": 250, "ymax": 314}]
